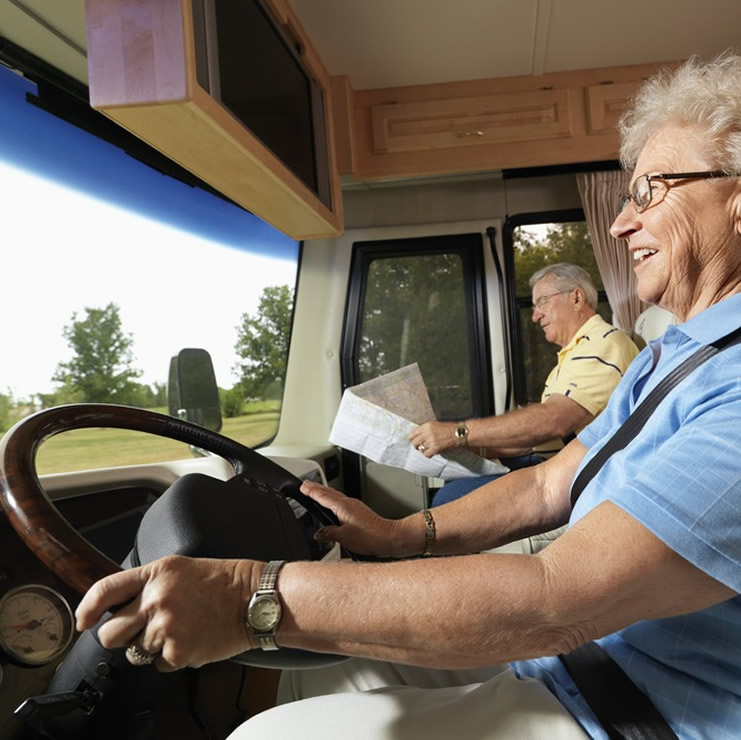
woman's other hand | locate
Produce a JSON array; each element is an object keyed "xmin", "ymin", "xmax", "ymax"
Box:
[{"xmin": 300, "ymin": 481, "xmax": 423, "ymax": 558}]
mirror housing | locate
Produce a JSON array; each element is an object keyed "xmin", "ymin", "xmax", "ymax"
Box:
[{"xmin": 167, "ymin": 348, "xmax": 222, "ymax": 432}]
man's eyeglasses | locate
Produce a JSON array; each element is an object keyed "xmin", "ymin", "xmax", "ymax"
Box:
[
  {"xmin": 532, "ymin": 290, "xmax": 570, "ymax": 310},
  {"xmin": 617, "ymin": 171, "xmax": 731, "ymax": 214}
]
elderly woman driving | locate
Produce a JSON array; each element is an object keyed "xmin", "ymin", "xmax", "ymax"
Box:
[{"xmin": 77, "ymin": 52, "xmax": 741, "ymax": 739}]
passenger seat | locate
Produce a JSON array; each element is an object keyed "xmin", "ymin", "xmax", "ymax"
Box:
[{"xmin": 633, "ymin": 304, "xmax": 678, "ymax": 344}]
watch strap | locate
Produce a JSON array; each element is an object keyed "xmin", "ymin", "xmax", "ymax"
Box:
[
  {"xmin": 249, "ymin": 560, "xmax": 286, "ymax": 651},
  {"xmin": 255, "ymin": 632, "xmax": 280, "ymax": 650},
  {"xmin": 258, "ymin": 559, "xmax": 286, "ymax": 593}
]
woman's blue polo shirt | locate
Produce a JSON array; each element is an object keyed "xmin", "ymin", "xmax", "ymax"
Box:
[{"xmin": 512, "ymin": 293, "xmax": 741, "ymax": 739}]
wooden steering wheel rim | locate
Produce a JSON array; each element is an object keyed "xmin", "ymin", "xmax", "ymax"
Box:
[{"xmin": 0, "ymin": 404, "xmax": 258, "ymax": 595}]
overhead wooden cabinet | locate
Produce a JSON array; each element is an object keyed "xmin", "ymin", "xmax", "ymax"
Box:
[
  {"xmin": 335, "ymin": 64, "xmax": 661, "ymax": 181},
  {"xmin": 84, "ymin": 0, "xmax": 343, "ymax": 239},
  {"xmin": 371, "ymin": 88, "xmax": 573, "ymax": 154}
]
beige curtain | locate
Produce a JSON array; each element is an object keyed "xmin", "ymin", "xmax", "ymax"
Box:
[{"xmin": 576, "ymin": 171, "xmax": 646, "ymax": 333}]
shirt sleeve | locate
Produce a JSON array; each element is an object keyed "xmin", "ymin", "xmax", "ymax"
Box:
[
  {"xmin": 576, "ymin": 387, "xmax": 741, "ymax": 592},
  {"xmin": 544, "ymin": 330, "xmax": 638, "ymax": 416}
]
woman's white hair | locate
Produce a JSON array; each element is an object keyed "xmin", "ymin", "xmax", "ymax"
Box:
[{"xmin": 619, "ymin": 50, "xmax": 741, "ymax": 173}]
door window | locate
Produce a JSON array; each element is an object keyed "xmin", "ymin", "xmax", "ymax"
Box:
[{"xmin": 343, "ymin": 234, "xmax": 493, "ymax": 421}]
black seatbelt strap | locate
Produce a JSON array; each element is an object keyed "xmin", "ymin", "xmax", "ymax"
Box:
[
  {"xmin": 560, "ymin": 642, "xmax": 676, "ymax": 740},
  {"xmin": 560, "ymin": 323, "xmax": 741, "ymax": 740}
]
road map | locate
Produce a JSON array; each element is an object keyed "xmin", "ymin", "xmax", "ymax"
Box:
[{"xmin": 329, "ymin": 363, "xmax": 508, "ymax": 480}]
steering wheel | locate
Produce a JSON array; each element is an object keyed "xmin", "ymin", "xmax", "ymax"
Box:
[{"xmin": 0, "ymin": 403, "xmax": 347, "ymax": 670}]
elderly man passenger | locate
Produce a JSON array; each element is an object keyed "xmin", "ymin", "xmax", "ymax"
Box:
[
  {"xmin": 77, "ymin": 52, "xmax": 741, "ymax": 740},
  {"xmin": 412, "ymin": 262, "xmax": 638, "ymax": 506}
]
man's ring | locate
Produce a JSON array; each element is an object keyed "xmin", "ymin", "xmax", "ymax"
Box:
[
  {"xmin": 418, "ymin": 444, "xmax": 426, "ymax": 453},
  {"xmin": 126, "ymin": 644, "xmax": 156, "ymax": 666}
]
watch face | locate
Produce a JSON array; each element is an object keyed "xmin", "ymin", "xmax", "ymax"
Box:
[{"xmin": 248, "ymin": 595, "xmax": 281, "ymax": 631}]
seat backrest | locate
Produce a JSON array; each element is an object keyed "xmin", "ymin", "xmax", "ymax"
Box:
[{"xmin": 634, "ymin": 305, "xmax": 677, "ymax": 344}]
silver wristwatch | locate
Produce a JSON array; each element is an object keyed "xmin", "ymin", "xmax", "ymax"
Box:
[{"xmin": 246, "ymin": 560, "xmax": 287, "ymax": 651}]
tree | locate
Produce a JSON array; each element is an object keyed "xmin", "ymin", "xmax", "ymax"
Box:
[
  {"xmin": 52, "ymin": 303, "xmax": 143, "ymax": 404},
  {"xmin": 0, "ymin": 390, "xmax": 12, "ymax": 432},
  {"xmin": 221, "ymin": 386, "xmax": 245, "ymax": 418},
  {"xmin": 513, "ymin": 222, "xmax": 602, "ymax": 294},
  {"xmin": 355, "ymin": 252, "xmax": 473, "ymax": 418},
  {"xmin": 233, "ymin": 285, "xmax": 293, "ymax": 400},
  {"xmin": 124, "ymin": 380, "xmax": 167, "ymax": 409}
]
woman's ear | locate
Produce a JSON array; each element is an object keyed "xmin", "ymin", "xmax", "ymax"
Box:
[{"xmin": 731, "ymin": 182, "xmax": 741, "ymax": 237}]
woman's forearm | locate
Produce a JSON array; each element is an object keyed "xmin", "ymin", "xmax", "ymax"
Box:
[
  {"xmin": 392, "ymin": 445, "xmax": 582, "ymax": 558},
  {"xmin": 276, "ymin": 553, "xmax": 561, "ymax": 669}
]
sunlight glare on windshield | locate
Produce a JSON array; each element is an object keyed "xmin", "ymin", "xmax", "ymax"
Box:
[{"xmin": 1, "ymin": 160, "xmax": 298, "ymax": 402}]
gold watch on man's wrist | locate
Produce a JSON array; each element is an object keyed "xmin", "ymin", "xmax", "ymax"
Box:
[
  {"xmin": 246, "ymin": 560, "xmax": 286, "ymax": 651},
  {"xmin": 454, "ymin": 421, "xmax": 469, "ymax": 447}
]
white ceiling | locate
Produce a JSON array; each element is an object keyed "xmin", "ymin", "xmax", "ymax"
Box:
[
  {"xmin": 288, "ymin": 0, "xmax": 741, "ymax": 89},
  {"xmin": 0, "ymin": 0, "xmax": 88, "ymax": 81},
  {"xmin": 1, "ymin": 0, "xmax": 740, "ymax": 90}
]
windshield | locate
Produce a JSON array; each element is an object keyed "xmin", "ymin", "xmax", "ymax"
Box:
[{"xmin": 0, "ymin": 64, "xmax": 299, "ymax": 474}]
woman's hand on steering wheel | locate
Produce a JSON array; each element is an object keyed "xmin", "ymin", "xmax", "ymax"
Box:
[
  {"xmin": 76, "ymin": 555, "xmax": 261, "ymax": 671},
  {"xmin": 300, "ymin": 481, "xmax": 422, "ymax": 559}
]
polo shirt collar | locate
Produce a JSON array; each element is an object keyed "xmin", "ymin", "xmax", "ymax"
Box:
[
  {"xmin": 673, "ymin": 292, "xmax": 741, "ymax": 344},
  {"xmin": 558, "ymin": 314, "xmax": 604, "ymax": 357}
]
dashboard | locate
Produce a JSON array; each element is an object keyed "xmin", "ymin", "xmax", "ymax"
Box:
[{"xmin": 0, "ymin": 454, "xmax": 328, "ymax": 740}]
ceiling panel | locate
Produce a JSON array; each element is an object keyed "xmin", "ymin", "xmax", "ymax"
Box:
[
  {"xmin": 288, "ymin": 0, "xmax": 542, "ymax": 89},
  {"xmin": 544, "ymin": 0, "xmax": 741, "ymax": 74},
  {"xmin": 0, "ymin": 0, "xmax": 88, "ymax": 82},
  {"xmin": 1, "ymin": 0, "xmax": 740, "ymax": 94},
  {"xmin": 289, "ymin": 0, "xmax": 741, "ymax": 89}
]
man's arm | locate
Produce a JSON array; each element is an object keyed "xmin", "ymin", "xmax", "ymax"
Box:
[{"xmin": 409, "ymin": 394, "xmax": 593, "ymax": 458}]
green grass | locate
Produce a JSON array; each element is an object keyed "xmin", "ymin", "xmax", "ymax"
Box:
[{"xmin": 35, "ymin": 406, "xmax": 281, "ymax": 476}]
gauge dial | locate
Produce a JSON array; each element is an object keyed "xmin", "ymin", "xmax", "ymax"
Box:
[{"xmin": 0, "ymin": 585, "xmax": 74, "ymax": 666}]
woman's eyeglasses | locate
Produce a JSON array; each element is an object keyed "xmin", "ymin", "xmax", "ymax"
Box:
[{"xmin": 618, "ymin": 170, "xmax": 731, "ymax": 214}]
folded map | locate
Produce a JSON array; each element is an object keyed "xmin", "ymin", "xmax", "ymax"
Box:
[{"xmin": 329, "ymin": 363, "xmax": 508, "ymax": 480}]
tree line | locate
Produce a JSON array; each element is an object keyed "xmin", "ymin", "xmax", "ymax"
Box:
[{"xmin": 0, "ymin": 285, "xmax": 293, "ymax": 432}]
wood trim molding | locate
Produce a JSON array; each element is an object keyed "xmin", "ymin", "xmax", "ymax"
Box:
[{"xmin": 331, "ymin": 75, "xmax": 357, "ymax": 175}]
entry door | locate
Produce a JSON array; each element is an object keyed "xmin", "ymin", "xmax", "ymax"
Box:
[{"xmin": 341, "ymin": 223, "xmax": 505, "ymax": 516}]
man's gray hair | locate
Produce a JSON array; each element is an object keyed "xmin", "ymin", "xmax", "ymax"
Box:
[
  {"xmin": 619, "ymin": 50, "xmax": 741, "ymax": 173},
  {"xmin": 529, "ymin": 263, "xmax": 598, "ymax": 309}
]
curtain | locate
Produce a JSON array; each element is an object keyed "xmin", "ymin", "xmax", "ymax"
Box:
[{"xmin": 576, "ymin": 171, "xmax": 646, "ymax": 333}]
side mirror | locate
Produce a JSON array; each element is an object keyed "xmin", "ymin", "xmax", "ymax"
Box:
[{"xmin": 167, "ymin": 348, "xmax": 223, "ymax": 432}]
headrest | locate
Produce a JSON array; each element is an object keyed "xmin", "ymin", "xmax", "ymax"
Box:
[{"xmin": 634, "ymin": 305, "xmax": 677, "ymax": 343}]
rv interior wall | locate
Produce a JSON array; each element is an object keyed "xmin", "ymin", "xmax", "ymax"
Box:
[{"xmin": 342, "ymin": 174, "xmax": 582, "ymax": 229}]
